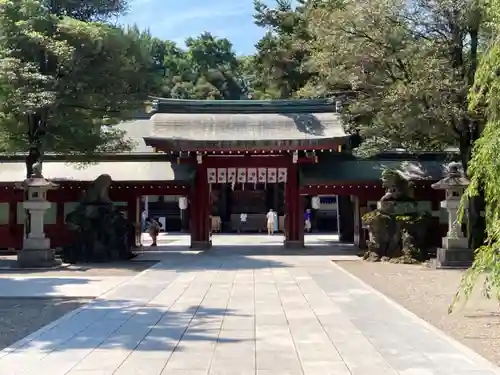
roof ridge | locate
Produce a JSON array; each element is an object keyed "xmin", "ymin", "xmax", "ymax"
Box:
[{"xmin": 150, "ymin": 98, "xmax": 337, "ymax": 114}]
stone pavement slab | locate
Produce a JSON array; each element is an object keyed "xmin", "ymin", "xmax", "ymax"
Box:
[{"xmin": 0, "ymin": 236, "xmax": 498, "ymax": 375}]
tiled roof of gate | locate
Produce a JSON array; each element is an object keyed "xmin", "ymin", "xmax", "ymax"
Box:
[
  {"xmin": 116, "ymin": 117, "xmax": 154, "ymax": 153},
  {"xmin": 148, "ymin": 112, "xmax": 346, "ymax": 141},
  {"xmin": 0, "ymin": 161, "xmax": 193, "ymax": 182},
  {"xmin": 144, "ymin": 98, "xmax": 347, "ymax": 149}
]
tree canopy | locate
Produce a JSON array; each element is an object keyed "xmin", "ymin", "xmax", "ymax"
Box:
[
  {"xmin": 0, "ymin": 0, "xmax": 161, "ymax": 176},
  {"xmin": 157, "ymin": 33, "xmax": 246, "ymax": 100},
  {"xmin": 301, "ymin": 0, "xmax": 484, "ymax": 160},
  {"xmin": 244, "ymin": 0, "xmax": 316, "ymax": 99},
  {"xmin": 0, "ymin": 0, "xmax": 492, "ymax": 166}
]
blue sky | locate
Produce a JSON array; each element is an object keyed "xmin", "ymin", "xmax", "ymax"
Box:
[{"xmin": 119, "ymin": 0, "xmax": 268, "ymax": 55}]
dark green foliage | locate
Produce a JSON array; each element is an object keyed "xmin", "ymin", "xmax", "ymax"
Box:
[
  {"xmin": 246, "ymin": 0, "xmax": 316, "ymax": 99},
  {"xmin": 64, "ymin": 202, "xmax": 134, "ymax": 263},
  {"xmin": 303, "ymin": 0, "xmax": 485, "ymax": 158},
  {"xmin": 451, "ymin": 0, "xmax": 500, "ymax": 311},
  {"xmin": 0, "ymin": 0, "xmax": 161, "ymax": 176},
  {"xmin": 362, "ymin": 208, "xmax": 431, "ymax": 263},
  {"xmin": 158, "ymin": 33, "xmax": 246, "ymax": 100}
]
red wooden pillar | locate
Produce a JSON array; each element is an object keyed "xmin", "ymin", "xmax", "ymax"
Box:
[
  {"xmin": 8, "ymin": 197, "xmax": 17, "ymax": 249},
  {"xmin": 56, "ymin": 202, "xmax": 64, "ymax": 227},
  {"xmin": 11, "ymin": 191, "xmax": 23, "ymax": 250},
  {"xmin": 188, "ymin": 187, "xmax": 198, "ymax": 246},
  {"xmin": 298, "ymin": 193, "xmax": 304, "ymax": 244},
  {"xmin": 284, "ymin": 163, "xmax": 304, "ymax": 248},
  {"xmin": 190, "ymin": 162, "xmax": 211, "ymax": 249}
]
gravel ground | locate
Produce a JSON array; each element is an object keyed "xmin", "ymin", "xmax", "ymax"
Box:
[
  {"xmin": 0, "ymin": 257, "xmax": 157, "ymax": 350},
  {"xmin": 336, "ymin": 260, "xmax": 500, "ymax": 365},
  {"xmin": 0, "ymin": 297, "xmax": 90, "ymax": 350}
]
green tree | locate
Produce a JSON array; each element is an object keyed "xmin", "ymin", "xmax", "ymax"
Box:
[
  {"xmin": 303, "ymin": 0, "xmax": 486, "ymax": 249},
  {"xmin": 46, "ymin": 0, "xmax": 128, "ymax": 21},
  {"xmin": 250, "ymin": 0, "xmax": 316, "ymax": 99},
  {"xmin": 0, "ymin": 0, "xmax": 160, "ymax": 177},
  {"xmin": 452, "ymin": 0, "xmax": 500, "ymax": 308},
  {"xmin": 158, "ymin": 33, "xmax": 245, "ymax": 100}
]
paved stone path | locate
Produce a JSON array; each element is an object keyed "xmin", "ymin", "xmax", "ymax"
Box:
[{"xmin": 0, "ymin": 236, "xmax": 499, "ymax": 375}]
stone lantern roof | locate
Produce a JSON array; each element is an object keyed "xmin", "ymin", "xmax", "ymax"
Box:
[
  {"xmin": 15, "ymin": 176, "xmax": 59, "ymax": 190},
  {"xmin": 23, "ymin": 177, "xmax": 58, "ymax": 187},
  {"xmin": 14, "ymin": 163, "xmax": 59, "ymax": 191},
  {"xmin": 431, "ymin": 162, "xmax": 469, "ymax": 190}
]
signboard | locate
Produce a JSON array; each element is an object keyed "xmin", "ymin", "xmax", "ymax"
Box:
[{"xmin": 206, "ymin": 167, "xmax": 287, "ymax": 183}]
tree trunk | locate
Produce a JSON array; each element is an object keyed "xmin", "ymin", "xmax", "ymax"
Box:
[
  {"xmin": 468, "ymin": 194, "xmax": 485, "ymax": 250},
  {"xmin": 25, "ymin": 148, "xmax": 40, "ymax": 179},
  {"xmin": 458, "ymin": 22, "xmax": 485, "ymax": 252},
  {"xmin": 460, "ymin": 130, "xmax": 486, "ymax": 252},
  {"xmin": 24, "ymin": 111, "xmax": 46, "ymax": 238},
  {"xmin": 25, "ymin": 112, "xmax": 45, "ymax": 178}
]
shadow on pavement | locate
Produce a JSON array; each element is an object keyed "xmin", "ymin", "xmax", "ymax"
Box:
[{"xmin": 8, "ymin": 301, "xmax": 246, "ymax": 354}]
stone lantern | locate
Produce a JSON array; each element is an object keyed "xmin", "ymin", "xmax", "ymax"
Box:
[
  {"xmin": 15, "ymin": 168, "xmax": 61, "ymax": 268},
  {"xmin": 431, "ymin": 162, "xmax": 471, "ymax": 268}
]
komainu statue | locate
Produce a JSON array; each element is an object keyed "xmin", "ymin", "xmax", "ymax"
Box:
[
  {"xmin": 62, "ymin": 174, "xmax": 135, "ymax": 263},
  {"xmin": 361, "ymin": 168, "xmax": 431, "ymax": 263}
]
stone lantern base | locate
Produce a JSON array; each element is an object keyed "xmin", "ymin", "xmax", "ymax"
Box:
[
  {"xmin": 17, "ymin": 248, "xmax": 62, "ymax": 268},
  {"xmin": 436, "ymin": 237, "xmax": 473, "ymax": 268}
]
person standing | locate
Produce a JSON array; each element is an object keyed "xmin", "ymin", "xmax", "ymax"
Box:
[
  {"xmin": 266, "ymin": 209, "xmax": 275, "ymax": 235},
  {"xmin": 239, "ymin": 212, "xmax": 247, "ymax": 233},
  {"xmin": 146, "ymin": 217, "xmax": 161, "ymax": 247},
  {"xmin": 304, "ymin": 209, "xmax": 312, "ymax": 233}
]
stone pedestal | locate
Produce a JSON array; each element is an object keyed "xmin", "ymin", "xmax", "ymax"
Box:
[
  {"xmin": 284, "ymin": 239, "xmax": 305, "ymax": 249},
  {"xmin": 190, "ymin": 240, "xmax": 212, "ymax": 250},
  {"xmin": 436, "ymin": 237, "xmax": 472, "ymax": 268}
]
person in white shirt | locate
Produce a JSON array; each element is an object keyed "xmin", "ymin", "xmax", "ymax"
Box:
[
  {"xmin": 239, "ymin": 212, "xmax": 247, "ymax": 233},
  {"xmin": 266, "ymin": 209, "xmax": 275, "ymax": 235}
]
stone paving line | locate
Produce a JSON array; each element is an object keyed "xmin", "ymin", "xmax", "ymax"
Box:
[{"xmin": 0, "ymin": 248, "xmax": 499, "ymax": 375}]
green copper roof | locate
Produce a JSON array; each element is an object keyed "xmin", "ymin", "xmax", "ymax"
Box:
[
  {"xmin": 0, "ymin": 161, "xmax": 194, "ymax": 182},
  {"xmin": 300, "ymin": 159, "xmax": 446, "ymax": 184},
  {"xmin": 151, "ymin": 98, "xmax": 338, "ymax": 114}
]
